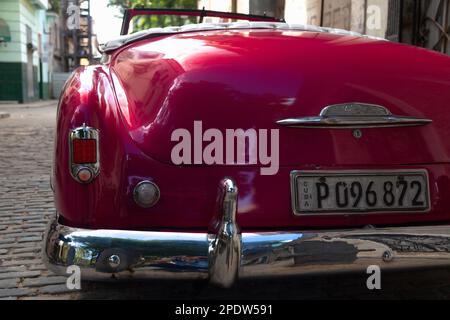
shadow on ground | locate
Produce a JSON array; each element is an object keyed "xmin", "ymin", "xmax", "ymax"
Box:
[{"xmin": 78, "ymin": 267, "xmax": 450, "ymax": 300}]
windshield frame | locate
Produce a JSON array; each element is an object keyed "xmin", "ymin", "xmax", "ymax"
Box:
[{"xmin": 120, "ymin": 8, "xmax": 282, "ymax": 35}]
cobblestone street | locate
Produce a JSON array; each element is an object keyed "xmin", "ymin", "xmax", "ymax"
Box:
[
  {"xmin": 0, "ymin": 101, "xmax": 79, "ymax": 299},
  {"xmin": 2, "ymin": 101, "xmax": 450, "ymax": 300}
]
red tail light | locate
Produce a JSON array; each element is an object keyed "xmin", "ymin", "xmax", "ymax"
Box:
[
  {"xmin": 72, "ymin": 139, "xmax": 97, "ymax": 164},
  {"xmin": 69, "ymin": 125, "xmax": 100, "ymax": 184}
]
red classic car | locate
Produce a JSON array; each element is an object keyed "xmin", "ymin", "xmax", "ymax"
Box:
[{"xmin": 44, "ymin": 8, "xmax": 450, "ymax": 288}]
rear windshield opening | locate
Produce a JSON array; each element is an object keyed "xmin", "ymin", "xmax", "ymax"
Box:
[{"xmin": 128, "ymin": 14, "xmax": 258, "ymax": 34}]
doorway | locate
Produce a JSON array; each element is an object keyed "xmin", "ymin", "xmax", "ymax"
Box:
[{"xmin": 26, "ymin": 25, "xmax": 34, "ymax": 100}]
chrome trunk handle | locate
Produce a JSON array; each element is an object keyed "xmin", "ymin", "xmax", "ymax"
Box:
[{"xmin": 277, "ymin": 103, "xmax": 432, "ymax": 129}]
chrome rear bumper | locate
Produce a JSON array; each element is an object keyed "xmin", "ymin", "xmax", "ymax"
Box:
[{"xmin": 43, "ymin": 178, "xmax": 450, "ymax": 287}]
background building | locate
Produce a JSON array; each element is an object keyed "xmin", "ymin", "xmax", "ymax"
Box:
[
  {"xmin": 0, "ymin": 0, "xmax": 65, "ymax": 102},
  {"xmin": 0, "ymin": 0, "xmax": 448, "ymax": 103},
  {"xmin": 0, "ymin": 0, "xmax": 49, "ymax": 102},
  {"xmin": 199, "ymin": 0, "xmax": 449, "ymax": 55},
  {"xmin": 60, "ymin": 0, "xmax": 94, "ymax": 71},
  {"xmin": 45, "ymin": 9, "xmax": 65, "ymax": 98}
]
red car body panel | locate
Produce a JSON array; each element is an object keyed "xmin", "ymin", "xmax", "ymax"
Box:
[{"xmin": 54, "ymin": 29, "xmax": 450, "ymax": 232}]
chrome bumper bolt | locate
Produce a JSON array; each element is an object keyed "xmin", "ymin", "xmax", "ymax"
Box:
[
  {"xmin": 108, "ymin": 254, "xmax": 121, "ymax": 268},
  {"xmin": 382, "ymin": 250, "xmax": 394, "ymax": 262}
]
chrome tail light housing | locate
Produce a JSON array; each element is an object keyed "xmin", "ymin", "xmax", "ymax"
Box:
[{"xmin": 69, "ymin": 124, "xmax": 100, "ymax": 184}]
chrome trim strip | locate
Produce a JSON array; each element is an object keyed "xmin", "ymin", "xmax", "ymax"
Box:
[
  {"xmin": 100, "ymin": 22, "xmax": 386, "ymax": 53},
  {"xmin": 320, "ymin": 103, "xmax": 391, "ymax": 117},
  {"xmin": 290, "ymin": 169, "xmax": 431, "ymax": 216},
  {"xmin": 277, "ymin": 103, "xmax": 432, "ymax": 129},
  {"xmin": 69, "ymin": 124, "xmax": 100, "ymax": 184}
]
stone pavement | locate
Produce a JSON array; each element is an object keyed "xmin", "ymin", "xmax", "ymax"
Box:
[
  {"xmin": 2, "ymin": 101, "xmax": 450, "ymax": 300},
  {"xmin": 0, "ymin": 101, "xmax": 80, "ymax": 299}
]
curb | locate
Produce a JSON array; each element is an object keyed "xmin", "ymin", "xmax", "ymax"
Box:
[
  {"xmin": 23, "ymin": 101, "xmax": 58, "ymax": 108},
  {"xmin": 0, "ymin": 100, "xmax": 58, "ymax": 109},
  {"xmin": 0, "ymin": 113, "xmax": 10, "ymax": 120}
]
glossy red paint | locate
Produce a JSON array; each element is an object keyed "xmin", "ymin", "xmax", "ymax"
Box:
[{"xmin": 54, "ymin": 29, "xmax": 450, "ymax": 231}]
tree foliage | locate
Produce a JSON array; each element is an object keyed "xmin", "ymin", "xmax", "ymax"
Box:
[
  {"xmin": 48, "ymin": 0, "xmax": 60, "ymax": 13},
  {"xmin": 108, "ymin": 0, "xmax": 198, "ymax": 32}
]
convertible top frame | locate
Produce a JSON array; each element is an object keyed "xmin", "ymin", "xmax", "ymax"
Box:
[{"xmin": 120, "ymin": 7, "xmax": 282, "ymax": 35}]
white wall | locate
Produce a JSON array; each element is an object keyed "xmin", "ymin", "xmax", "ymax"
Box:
[
  {"xmin": 19, "ymin": 0, "xmax": 40, "ymax": 65},
  {"xmin": 198, "ymin": 0, "xmax": 232, "ymax": 13},
  {"xmin": 366, "ymin": 0, "xmax": 388, "ymax": 38},
  {"xmin": 197, "ymin": 0, "xmax": 249, "ymax": 18},
  {"xmin": 198, "ymin": 0, "xmax": 389, "ymax": 38},
  {"xmin": 284, "ymin": 0, "xmax": 307, "ymax": 24},
  {"xmin": 0, "ymin": 0, "xmax": 21, "ymax": 63}
]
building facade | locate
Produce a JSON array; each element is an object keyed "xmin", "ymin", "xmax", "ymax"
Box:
[
  {"xmin": 0, "ymin": 0, "xmax": 65, "ymax": 102},
  {"xmin": 199, "ymin": 0, "xmax": 449, "ymax": 55},
  {"xmin": 198, "ymin": 0, "xmax": 390, "ymax": 38},
  {"xmin": 60, "ymin": 0, "xmax": 94, "ymax": 71}
]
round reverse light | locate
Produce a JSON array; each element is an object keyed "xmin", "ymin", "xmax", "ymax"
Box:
[
  {"xmin": 133, "ymin": 181, "xmax": 160, "ymax": 208},
  {"xmin": 76, "ymin": 167, "xmax": 93, "ymax": 183}
]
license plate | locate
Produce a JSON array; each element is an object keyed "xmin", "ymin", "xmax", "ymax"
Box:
[{"xmin": 291, "ymin": 170, "xmax": 430, "ymax": 215}]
